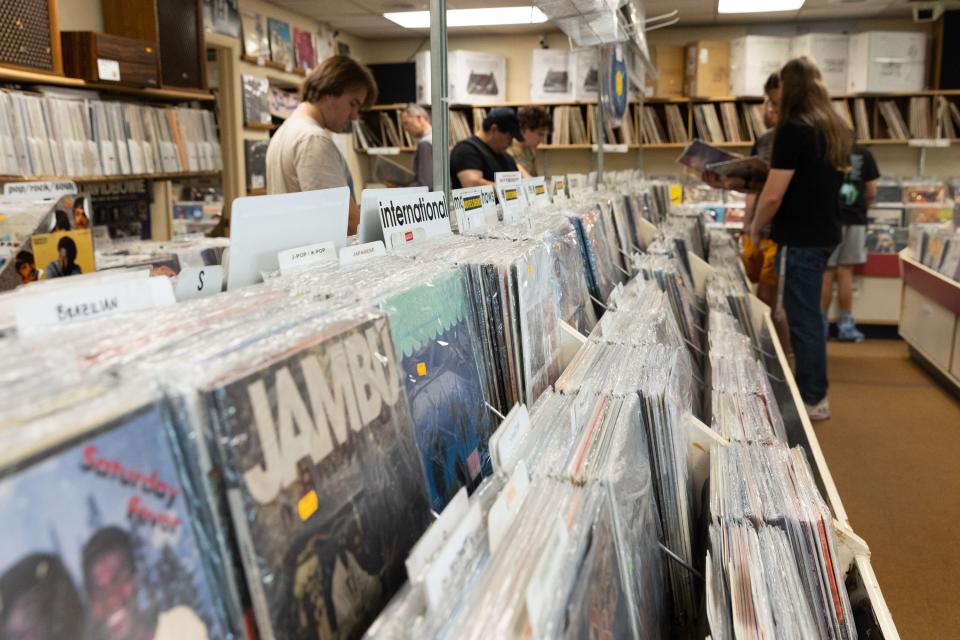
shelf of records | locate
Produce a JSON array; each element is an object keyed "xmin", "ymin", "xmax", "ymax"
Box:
[
  {"xmin": 0, "ymin": 88, "xmax": 224, "ymax": 180},
  {"xmin": 354, "ymin": 90, "xmax": 960, "ymax": 154},
  {"xmin": 0, "ymin": 173, "xmax": 898, "ymax": 640}
]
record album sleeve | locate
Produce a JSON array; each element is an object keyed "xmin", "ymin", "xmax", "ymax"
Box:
[
  {"xmin": 268, "ymin": 18, "xmax": 294, "ymax": 68},
  {"xmin": 0, "ymin": 400, "xmax": 231, "ymax": 640},
  {"xmin": 208, "ymin": 312, "xmax": 431, "ymax": 640},
  {"xmin": 384, "ymin": 269, "xmax": 494, "ymax": 512}
]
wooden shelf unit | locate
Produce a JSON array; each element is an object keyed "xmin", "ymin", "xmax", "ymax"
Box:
[{"xmin": 0, "ymin": 66, "xmax": 215, "ymax": 102}]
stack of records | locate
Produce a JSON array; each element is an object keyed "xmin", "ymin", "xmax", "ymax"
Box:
[
  {"xmin": 707, "ymin": 443, "xmax": 858, "ymax": 640},
  {"xmin": 569, "ymin": 204, "xmax": 628, "ymax": 308},
  {"xmin": 632, "ymin": 248, "xmax": 702, "ymax": 362}
]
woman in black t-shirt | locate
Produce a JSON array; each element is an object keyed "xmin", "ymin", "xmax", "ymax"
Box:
[{"xmin": 750, "ymin": 57, "xmax": 851, "ymax": 421}]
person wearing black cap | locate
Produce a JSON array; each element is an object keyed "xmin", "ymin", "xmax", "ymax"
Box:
[{"xmin": 449, "ymin": 107, "xmax": 524, "ymax": 189}]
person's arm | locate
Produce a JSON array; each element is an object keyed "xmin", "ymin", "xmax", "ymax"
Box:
[
  {"xmin": 864, "ymin": 180, "xmax": 877, "ymax": 210},
  {"xmin": 743, "ymin": 192, "xmax": 757, "ymax": 226},
  {"xmin": 751, "ymin": 169, "xmax": 794, "ymax": 246},
  {"xmin": 457, "ymin": 169, "xmax": 492, "ymax": 187},
  {"xmin": 517, "ymin": 163, "xmax": 532, "ymax": 178},
  {"xmin": 348, "ymin": 198, "xmax": 360, "ymax": 236}
]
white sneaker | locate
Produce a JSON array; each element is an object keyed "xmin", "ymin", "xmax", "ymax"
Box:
[{"xmin": 804, "ymin": 397, "xmax": 831, "ymax": 422}]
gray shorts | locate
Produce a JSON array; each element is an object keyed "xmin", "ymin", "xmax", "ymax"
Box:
[{"xmin": 828, "ymin": 224, "xmax": 867, "ymax": 267}]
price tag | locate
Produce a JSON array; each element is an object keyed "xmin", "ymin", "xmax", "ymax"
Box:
[
  {"xmin": 278, "ymin": 241, "xmax": 336, "ymax": 275},
  {"xmin": 374, "ymin": 190, "xmax": 452, "ymax": 250},
  {"xmin": 451, "ymin": 185, "xmax": 496, "ymax": 233},
  {"xmin": 175, "ymin": 266, "xmax": 224, "ymax": 301},
  {"xmin": 3, "ymin": 181, "xmax": 77, "ymax": 201},
  {"xmin": 16, "ymin": 277, "xmax": 175, "ymax": 337},
  {"xmin": 495, "ymin": 171, "xmax": 525, "ymax": 223},
  {"xmin": 97, "ymin": 58, "xmax": 121, "ymax": 81},
  {"xmin": 522, "ymin": 177, "xmax": 549, "ymax": 206},
  {"xmin": 338, "ymin": 240, "xmax": 386, "ymax": 264}
]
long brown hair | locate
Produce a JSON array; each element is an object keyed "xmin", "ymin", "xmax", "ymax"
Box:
[{"xmin": 776, "ymin": 57, "xmax": 851, "ymax": 171}]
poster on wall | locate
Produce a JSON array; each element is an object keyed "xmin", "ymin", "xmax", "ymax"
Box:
[{"xmin": 203, "ymin": 0, "xmax": 241, "ymax": 38}]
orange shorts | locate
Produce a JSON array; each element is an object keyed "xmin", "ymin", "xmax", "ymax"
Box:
[{"xmin": 742, "ymin": 236, "xmax": 779, "ymax": 290}]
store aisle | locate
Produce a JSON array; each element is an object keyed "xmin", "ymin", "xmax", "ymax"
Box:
[{"xmin": 815, "ymin": 339, "xmax": 960, "ymax": 639}]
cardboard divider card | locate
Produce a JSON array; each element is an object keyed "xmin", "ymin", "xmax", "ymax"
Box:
[
  {"xmin": 226, "ymin": 187, "xmax": 350, "ymax": 290},
  {"xmin": 338, "ymin": 240, "xmax": 386, "ymax": 264},
  {"xmin": 551, "ymin": 175, "xmax": 568, "ymax": 199},
  {"xmin": 277, "ymin": 241, "xmax": 337, "ymax": 275},
  {"xmin": 175, "ymin": 266, "xmax": 224, "ymax": 301},
  {"xmin": 522, "ymin": 176, "xmax": 549, "ymax": 206},
  {"xmin": 3, "ymin": 181, "xmax": 78, "ymax": 201},
  {"xmin": 376, "ymin": 190, "xmax": 452, "ymax": 250},
  {"xmin": 15, "ymin": 276, "xmax": 175, "ymax": 337},
  {"xmin": 495, "ymin": 171, "xmax": 525, "ymax": 222},
  {"xmin": 359, "ymin": 186, "xmax": 429, "ymax": 244},
  {"xmin": 451, "ymin": 185, "xmax": 497, "ymax": 233}
]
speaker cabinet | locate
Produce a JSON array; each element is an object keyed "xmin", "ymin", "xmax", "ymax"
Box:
[
  {"xmin": 61, "ymin": 32, "xmax": 159, "ymax": 87},
  {"xmin": 0, "ymin": 0, "xmax": 62, "ymax": 74},
  {"xmin": 102, "ymin": 0, "xmax": 206, "ymax": 90}
]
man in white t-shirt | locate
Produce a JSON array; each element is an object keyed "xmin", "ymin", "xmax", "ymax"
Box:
[{"xmin": 266, "ymin": 55, "xmax": 378, "ymax": 235}]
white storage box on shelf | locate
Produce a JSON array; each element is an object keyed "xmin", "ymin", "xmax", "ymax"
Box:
[
  {"xmin": 847, "ymin": 31, "xmax": 927, "ymax": 93},
  {"xmin": 790, "ymin": 33, "xmax": 850, "ymax": 94},
  {"xmin": 415, "ymin": 50, "xmax": 508, "ymax": 105},
  {"xmin": 531, "ymin": 49, "xmax": 573, "ymax": 102},
  {"xmin": 570, "ymin": 47, "xmax": 600, "ymax": 102},
  {"xmin": 729, "ymin": 36, "xmax": 791, "ymax": 96}
]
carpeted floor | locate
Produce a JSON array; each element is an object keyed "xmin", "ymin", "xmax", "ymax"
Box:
[{"xmin": 815, "ymin": 338, "xmax": 960, "ymax": 640}]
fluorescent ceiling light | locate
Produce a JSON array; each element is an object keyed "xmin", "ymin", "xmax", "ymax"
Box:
[
  {"xmin": 384, "ymin": 7, "xmax": 548, "ymax": 29},
  {"xmin": 718, "ymin": 0, "xmax": 804, "ymax": 13}
]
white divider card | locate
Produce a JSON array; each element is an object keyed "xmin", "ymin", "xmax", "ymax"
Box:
[
  {"xmin": 423, "ymin": 500, "xmax": 483, "ymax": 614},
  {"xmin": 277, "ymin": 241, "xmax": 337, "ymax": 275},
  {"xmin": 495, "ymin": 171, "xmax": 525, "ymax": 223},
  {"xmin": 376, "ymin": 190, "xmax": 452, "ymax": 250},
  {"xmin": 525, "ymin": 513, "xmax": 570, "ymax": 634},
  {"xmin": 227, "ymin": 187, "xmax": 350, "ymax": 290},
  {"xmin": 406, "ymin": 487, "xmax": 470, "ymax": 583},
  {"xmin": 450, "ymin": 185, "xmax": 497, "ymax": 234},
  {"xmin": 487, "ymin": 460, "xmax": 531, "ymax": 554},
  {"xmin": 175, "ymin": 266, "xmax": 224, "ymax": 301},
  {"xmin": 522, "ymin": 177, "xmax": 549, "ymax": 206},
  {"xmin": 15, "ymin": 276, "xmax": 175, "ymax": 337},
  {"xmin": 359, "ymin": 186, "xmax": 429, "ymax": 244},
  {"xmin": 338, "ymin": 240, "xmax": 386, "ymax": 264},
  {"xmin": 488, "ymin": 403, "xmax": 531, "ymax": 475},
  {"xmin": 3, "ymin": 181, "xmax": 77, "ymax": 201}
]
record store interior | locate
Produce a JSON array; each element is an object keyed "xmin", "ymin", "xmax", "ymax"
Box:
[{"xmin": 2, "ymin": 0, "xmax": 960, "ymax": 638}]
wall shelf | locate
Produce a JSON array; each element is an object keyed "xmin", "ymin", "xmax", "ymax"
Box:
[
  {"xmin": 0, "ymin": 66, "xmax": 215, "ymax": 102},
  {"xmin": 0, "ymin": 171, "xmax": 222, "ymax": 184},
  {"xmin": 245, "ymin": 122, "xmax": 278, "ymax": 131}
]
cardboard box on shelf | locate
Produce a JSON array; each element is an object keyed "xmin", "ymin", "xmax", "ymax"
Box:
[
  {"xmin": 729, "ymin": 36, "xmax": 791, "ymax": 97},
  {"xmin": 531, "ymin": 49, "xmax": 572, "ymax": 102},
  {"xmin": 415, "ymin": 50, "xmax": 508, "ymax": 105},
  {"xmin": 847, "ymin": 31, "xmax": 927, "ymax": 93},
  {"xmin": 685, "ymin": 40, "xmax": 730, "ymax": 97},
  {"xmin": 645, "ymin": 45, "xmax": 685, "ymax": 97},
  {"xmin": 790, "ymin": 33, "xmax": 850, "ymax": 94},
  {"xmin": 571, "ymin": 48, "xmax": 600, "ymax": 102}
]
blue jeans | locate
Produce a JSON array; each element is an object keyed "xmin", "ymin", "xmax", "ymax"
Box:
[{"xmin": 777, "ymin": 246, "xmax": 833, "ymax": 405}]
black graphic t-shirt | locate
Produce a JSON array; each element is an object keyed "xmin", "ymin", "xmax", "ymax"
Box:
[{"xmin": 838, "ymin": 144, "xmax": 880, "ymax": 225}]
